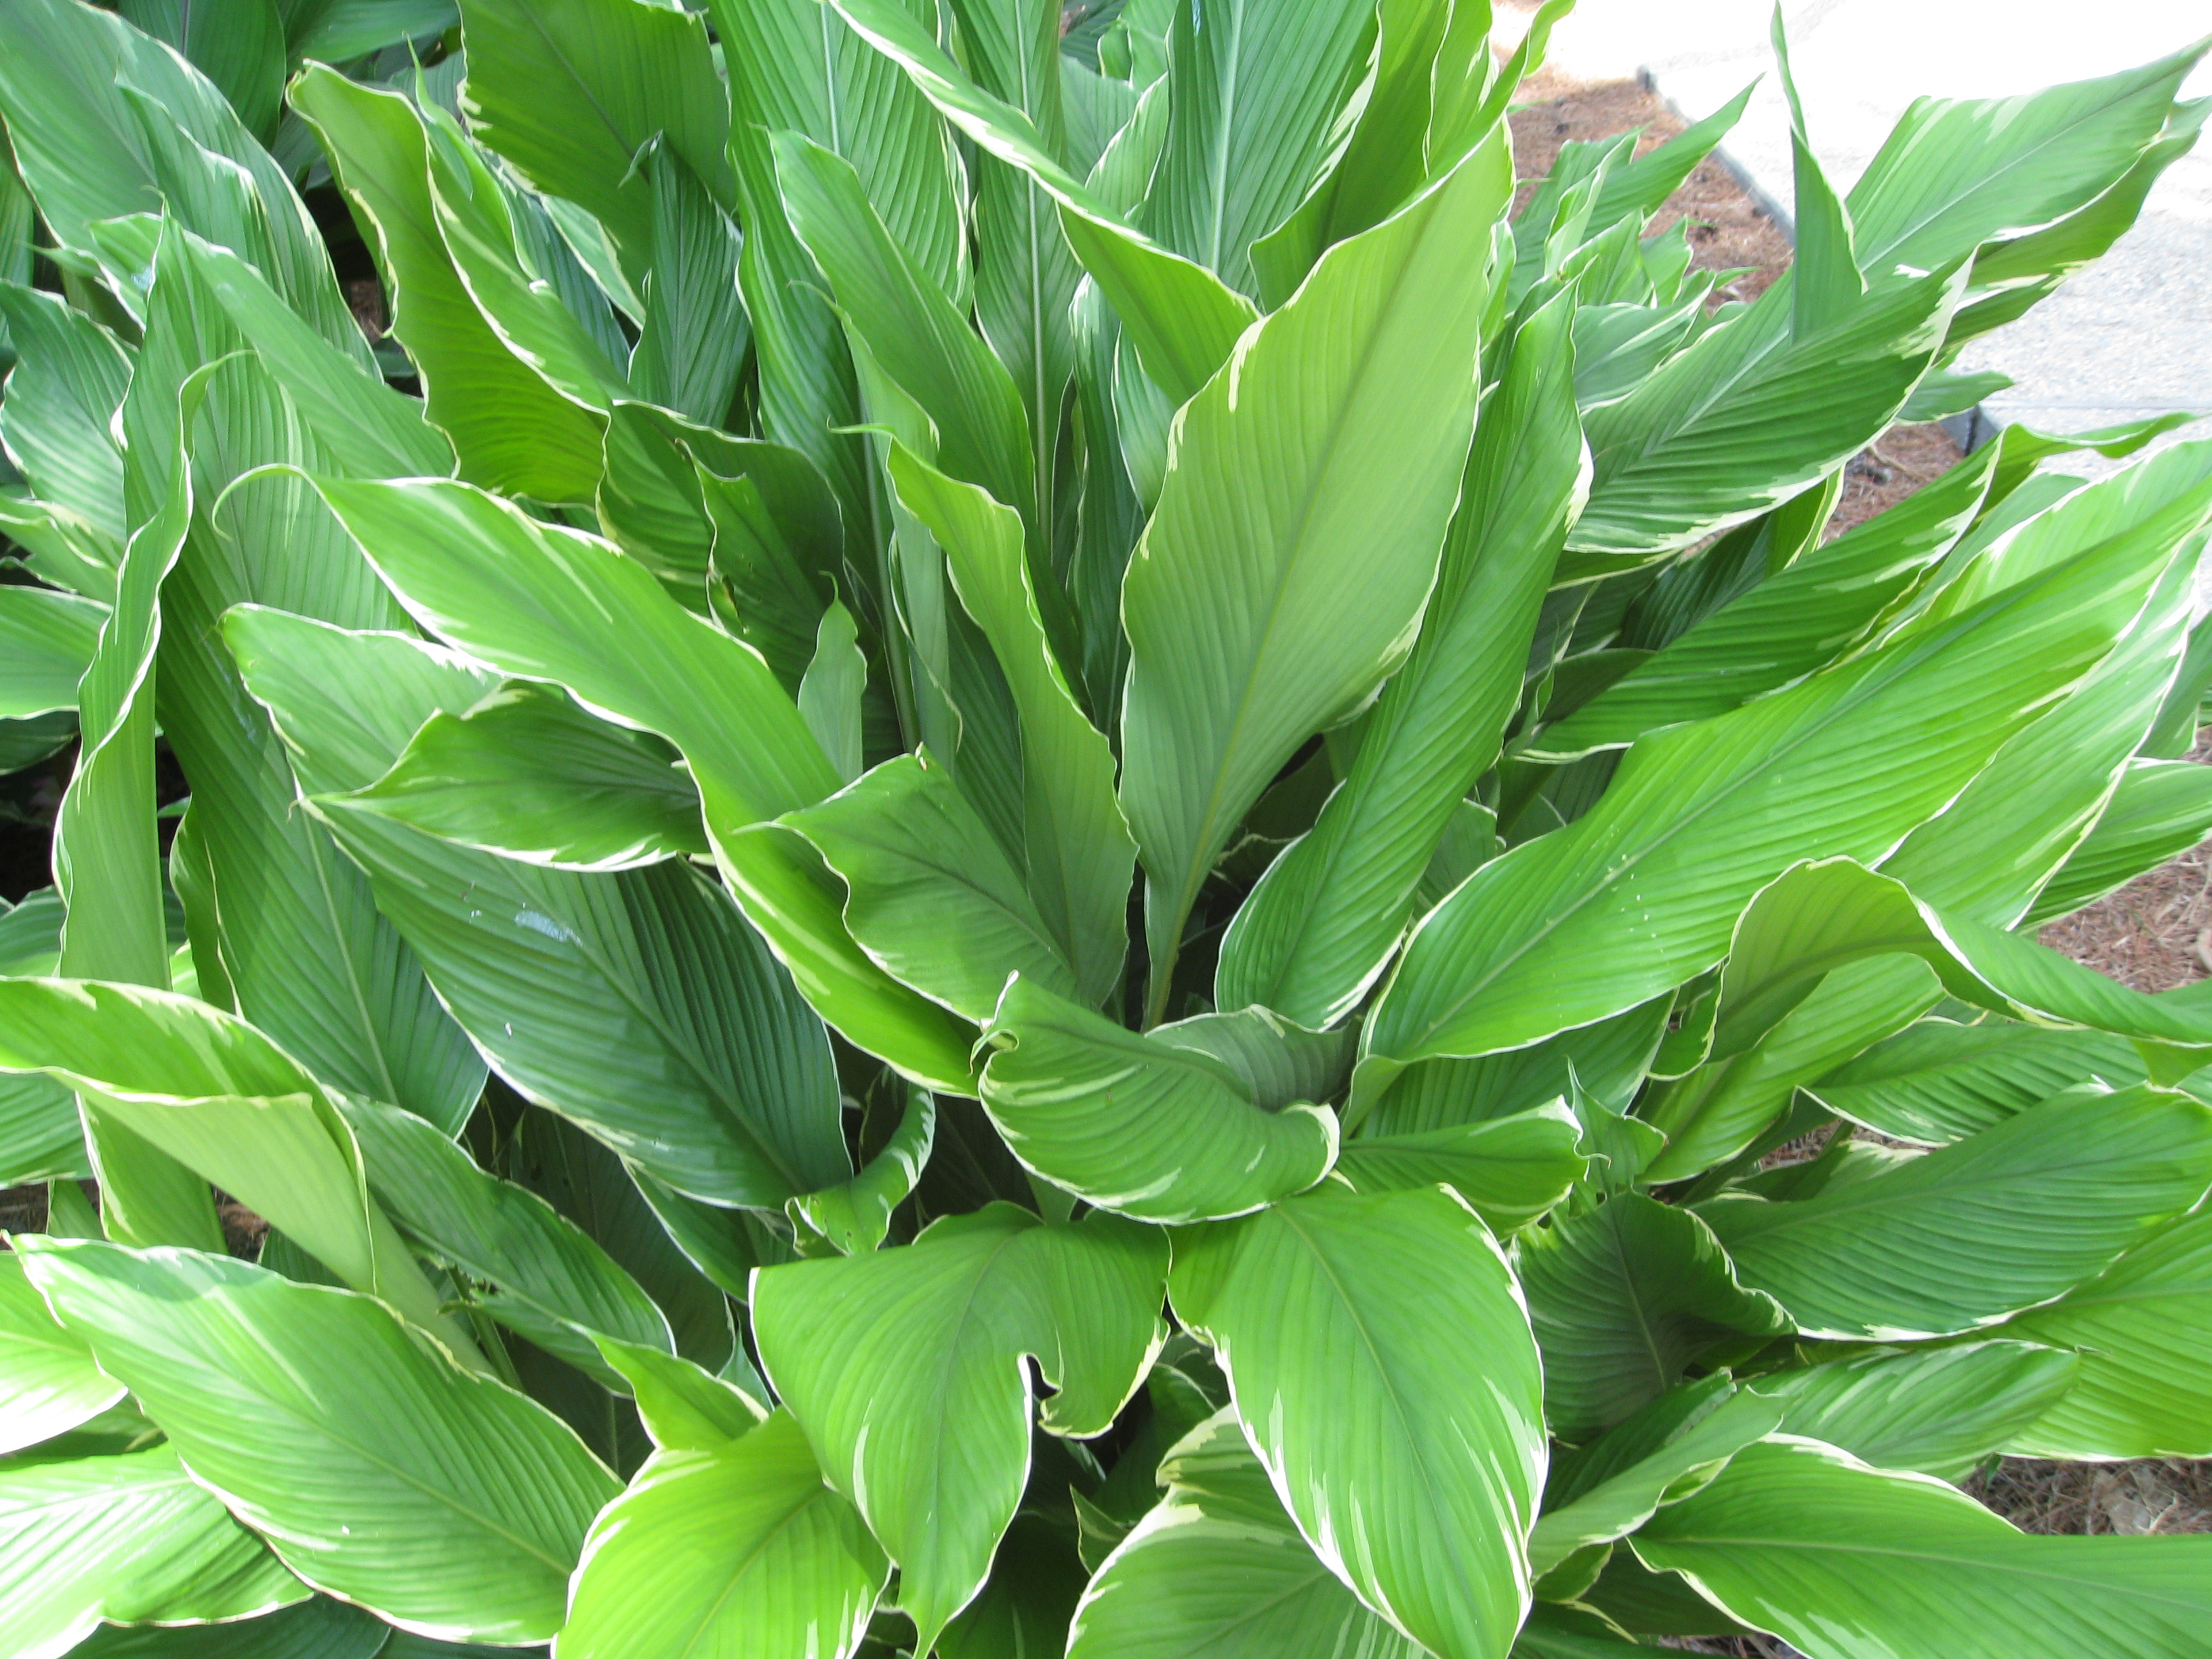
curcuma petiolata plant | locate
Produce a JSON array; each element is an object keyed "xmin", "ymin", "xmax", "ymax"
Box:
[{"xmin": 1, "ymin": 0, "xmax": 2211, "ymax": 1654}]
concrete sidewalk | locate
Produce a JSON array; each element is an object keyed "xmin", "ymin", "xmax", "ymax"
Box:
[{"xmin": 1498, "ymin": 0, "xmax": 2211, "ymax": 451}]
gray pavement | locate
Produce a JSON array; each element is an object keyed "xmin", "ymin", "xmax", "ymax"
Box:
[{"xmin": 1497, "ymin": 0, "xmax": 2211, "ymax": 466}]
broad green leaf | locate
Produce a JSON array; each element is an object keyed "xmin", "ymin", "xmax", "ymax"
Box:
[
  {"xmin": 0, "ymin": 1250, "xmax": 123, "ymax": 1455},
  {"xmin": 337, "ymin": 680, "xmax": 708, "ymax": 872},
  {"xmin": 797, "ymin": 600, "xmax": 865, "ymax": 785},
  {"xmin": 0, "ymin": 586, "xmax": 104, "ymax": 720},
  {"xmin": 1517, "ymin": 1193, "xmax": 1792, "ymax": 1441},
  {"xmin": 131, "ymin": 224, "xmax": 487, "ymax": 1141},
  {"xmin": 2001, "ymin": 1206, "xmax": 2212, "ymax": 1458},
  {"xmin": 1532, "ymin": 444, "xmax": 1999, "ymax": 760},
  {"xmin": 1847, "ymin": 41, "xmax": 2209, "ymax": 279},
  {"xmin": 118, "ymin": 0, "xmax": 285, "ymax": 142},
  {"xmin": 21, "ymin": 1238, "xmax": 619, "ymax": 1645},
  {"xmin": 50, "ymin": 346, "xmax": 225, "ymax": 1253},
  {"xmin": 752, "ymin": 1205, "xmax": 1168, "ymax": 1649},
  {"xmin": 1771, "ymin": 12, "xmax": 1864, "ymax": 338},
  {"xmin": 292, "ymin": 68, "xmax": 605, "ymax": 501},
  {"xmin": 1634, "ymin": 1437, "xmax": 2212, "ymax": 1659},
  {"xmin": 1569, "ymin": 266, "xmax": 1959, "ymax": 562},
  {"xmin": 1170, "ymin": 1185, "xmax": 1546, "ymax": 1659},
  {"xmin": 594, "ymin": 1336, "xmax": 769, "ymax": 1450},
  {"xmin": 455, "ymin": 0, "xmax": 734, "ymax": 266},
  {"xmin": 1530, "ymin": 1389, "xmax": 1785, "ymax": 1576},
  {"xmin": 339, "ymin": 1094, "xmax": 676, "ymax": 1385},
  {"xmin": 1067, "ymin": 1409, "xmax": 1422, "ymax": 1659},
  {"xmin": 1747, "ymin": 1342, "xmax": 2079, "ymax": 1479},
  {"xmin": 0, "ymin": 282, "xmax": 131, "ymax": 541},
  {"xmin": 787, "ymin": 1086, "xmax": 934, "ymax": 1256},
  {"xmin": 307, "ymin": 475, "xmax": 979, "ymax": 1092},
  {"xmin": 560, "ymin": 1410, "xmax": 889, "ymax": 1659},
  {"xmin": 1807, "ymin": 1017, "xmax": 2147, "ymax": 1143},
  {"xmin": 0, "ymin": 1071, "xmax": 87, "ymax": 1188},
  {"xmin": 1701, "ymin": 1086, "xmax": 2212, "ymax": 1339},
  {"xmin": 2031, "ymin": 756, "xmax": 2212, "ymax": 924},
  {"xmin": 1143, "ymin": 0, "xmax": 1376, "ymax": 295},
  {"xmin": 1122, "ymin": 132, "xmax": 1513, "ymax": 1014},
  {"xmin": 773, "ymin": 131, "xmax": 1035, "ymax": 539},
  {"xmin": 889, "ymin": 445, "xmax": 1136, "ymax": 1010},
  {"xmin": 1364, "ymin": 450, "xmax": 2196, "ymax": 1076},
  {"xmin": 1642, "ymin": 952, "xmax": 1942, "ymax": 1182},
  {"xmin": 979, "ymin": 981, "xmax": 1341, "ymax": 1222},
  {"xmin": 787, "ymin": 754, "xmax": 1080, "ymax": 1019},
  {"xmin": 0, "ymin": 0, "xmax": 356, "ymax": 344},
  {"xmin": 1334, "ymin": 1102, "xmax": 1587, "ymax": 1232},
  {"xmin": 0, "ymin": 1446, "xmax": 302, "ymax": 1659},
  {"xmin": 626, "ymin": 143, "xmax": 748, "ymax": 428},
  {"xmin": 65, "ymin": 1595, "xmax": 390, "ymax": 1658},
  {"xmin": 0, "ymin": 979, "xmax": 465, "ymax": 1346},
  {"xmin": 827, "ymin": 0, "xmax": 1261, "ymax": 407},
  {"xmin": 948, "ymin": 0, "xmax": 1082, "ymax": 530},
  {"xmin": 1218, "ymin": 287, "xmax": 1586, "ymax": 1025},
  {"xmin": 421, "ymin": 112, "xmax": 632, "ymax": 414}
]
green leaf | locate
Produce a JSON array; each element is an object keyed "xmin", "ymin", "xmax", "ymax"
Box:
[
  {"xmin": 0, "ymin": 0, "xmax": 357, "ymax": 344},
  {"xmin": 1169, "ymin": 1185, "xmax": 1546, "ymax": 1659},
  {"xmin": 1846, "ymin": 41, "xmax": 2209, "ymax": 279},
  {"xmin": 752, "ymin": 1205, "xmax": 1168, "ymax": 1649},
  {"xmin": 561, "ymin": 1410, "xmax": 890, "ymax": 1659},
  {"xmin": 1530, "ymin": 1387, "xmax": 1785, "ymax": 1576},
  {"xmin": 594, "ymin": 1335, "xmax": 769, "ymax": 1450},
  {"xmin": 2030, "ymin": 756, "xmax": 2212, "ymax": 924},
  {"xmin": 118, "ymin": 0, "xmax": 286, "ymax": 142},
  {"xmin": 1807, "ymin": 1017, "xmax": 2147, "ymax": 1144},
  {"xmin": 48, "ymin": 335, "xmax": 222, "ymax": 1252},
  {"xmin": 1641, "ymin": 952, "xmax": 1943, "ymax": 1183},
  {"xmin": 2001, "ymin": 1206, "xmax": 2212, "ymax": 1458},
  {"xmin": 0, "ymin": 585, "xmax": 104, "ymax": 720},
  {"xmin": 65, "ymin": 1595, "xmax": 390, "ymax": 1658},
  {"xmin": 20, "ymin": 1237, "xmax": 619, "ymax": 1645},
  {"xmin": 338, "ymin": 1093, "xmax": 676, "ymax": 1385},
  {"xmin": 0, "ymin": 1070, "xmax": 87, "ymax": 1188},
  {"xmin": 1122, "ymin": 132, "xmax": 1513, "ymax": 1014},
  {"xmin": 1218, "ymin": 287, "xmax": 1586, "ymax": 1025},
  {"xmin": 772, "ymin": 131, "xmax": 1036, "ymax": 539},
  {"xmin": 0, "ymin": 281, "xmax": 131, "ymax": 543},
  {"xmin": 306, "ymin": 474, "xmax": 979, "ymax": 1092},
  {"xmin": 291, "ymin": 67, "xmax": 605, "ymax": 501},
  {"xmin": 0, "ymin": 978, "xmax": 467, "ymax": 1346},
  {"xmin": 335, "ymin": 680, "xmax": 708, "ymax": 872},
  {"xmin": 1143, "ymin": 0, "xmax": 1376, "ymax": 295},
  {"xmin": 1701, "ymin": 1086, "xmax": 2212, "ymax": 1339},
  {"xmin": 826, "ymin": 0, "xmax": 1261, "ymax": 407},
  {"xmin": 1771, "ymin": 11, "xmax": 1864, "ymax": 339},
  {"xmin": 455, "ymin": 0, "xmax": 734, "ymax": 266},
  {"xmin": 889, "ymin": 445, "xmax": 1136, "ymax": 1010},
  {"xmin": 1634, "ymin": 1436, "xmax": 2212, "ymax": 1659},
  {"xmin": 1747, "ymin": 1342, "xmax": 2080, "ymax": 1479},
  {"xmin": 1517, "ymin": 1193, "xmax": 1792, "ymax": 1441},
  {"xmin": 1532, "ymin": 443, "xmax": 1999, "ymax": 760},
  {"xmin": 289, "ymin": 0, "xmax": 461, "ymax": 62},
  {"xmin": 798, "ymin": 600, "xmax": 866, "ymax": 786},
  {"xmin": 787, "ymin": 1086, "xmax": 934, "ymax": 1257},
  {"xmin": 788, "ymin": 754, "xmax": 1082, "ymax": 1020},
  {"xmin": 626, "ymin": 144, "xmax": 748, "ymax": 427},
  {"xmin": 978, "ymin": 981, "xmax": 1341, "ymax": 1222},
  {"xmin": 1334, "ymin": 1102, "xmax": 1587, "ymax": 1232},
  {"xmin": 0, "ymin": 1446, "xmax": 303, "ymax": 1659},
  {"xmin": 1570, "ymin": 266, "xmax": 1959, "ymax": 562},
  {"xmin": 0, "ymin": 1249, "xmax": 123, "ymax": 1455},
  {"xmin": 1364, "ymin": 445, "xmax": 2198, "ymax": 1077},
  {"xmin": 1066, "ymin": 1408, "xmax": 1422, "ymax": 1659},
  {"xmin": 130, "ymin": 228, "xmax": 488, "ymax": 1143}
]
